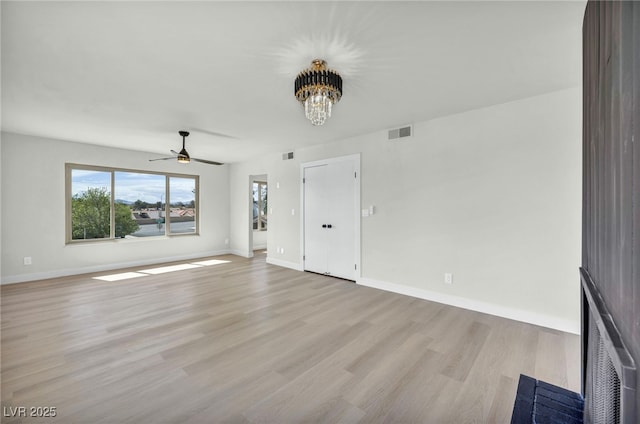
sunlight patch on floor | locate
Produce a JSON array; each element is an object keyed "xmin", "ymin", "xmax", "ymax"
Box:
[
  {"xmin": 191, "ymin": 259, "xmax": 231, "ymax": 266},
  {"xmin": 92, "ymin": 257, "xmax": 232, "ymax": 281},
  {"xmin": 138, "ymin": 264, "xmax": 202, "ymax": 274},
  {"xmin": 93, "ymin": 272, "xmax": 148, "ymax": 282}
]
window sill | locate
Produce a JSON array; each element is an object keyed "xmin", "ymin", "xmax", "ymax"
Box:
[{"xmin": 65, "ymin": 233, "xmax": 199, "ymax": 245}]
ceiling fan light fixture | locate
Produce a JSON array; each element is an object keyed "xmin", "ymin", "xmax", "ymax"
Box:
[
  {"xmin": 177, "ymin": 148, "xmax": 190, "ymax": 163},
  {"xmin": 177, "ymin": 131, "xmax": 191, "ymax": 163},
  {"xmin": 294, "ymin": 59, "xmax": 342, "ymax": 126}
]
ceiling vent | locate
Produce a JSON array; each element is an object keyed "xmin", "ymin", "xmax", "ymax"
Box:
[
  {"xmin": 388, "ymin": 125, "xmax": 413, "ymax": 140},
  {"xmin": 282, "ymin": 151, "xmax": 294, "ymax": 160}
]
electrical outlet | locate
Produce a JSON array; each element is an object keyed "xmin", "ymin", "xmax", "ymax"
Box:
[
  {"xmin": 280, "ymin": 247, "xmax": 285, "ymax": 254},
  {"xmin": 224, "ymin": 238, "xmax": 229, "ymax": 245},
  {"xmin": 23, "ymin": 256, "xmax": 32, "ymax": 266},
  {"xmin": 444, "ymin": 273, "xmax": 453, "ymax": 285}
]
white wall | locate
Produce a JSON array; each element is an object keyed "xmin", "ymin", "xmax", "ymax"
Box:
[
  {"xmin": 229, "ymin": 88, "xmax": 582, "ymax": 332},
  {"xmin": 0, "ymin": 132, "xmax": 230, "ymax": 283}
]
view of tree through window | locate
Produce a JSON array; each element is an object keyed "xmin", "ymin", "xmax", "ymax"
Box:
[
  {"xmin": 67, "ymin": 165, "xmax": 198, "ymax": 242},
  {"xmin": 70, "ymin": 170, "xmax": 112, "ymax": 240},
  {"xmin": 253, "ymin": 181, "xmax": 267, "ymax": 231}
]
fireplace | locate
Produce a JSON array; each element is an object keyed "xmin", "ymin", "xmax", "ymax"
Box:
[{"xmin": 581, "ymin": 268, "xmax": 636, "ymax": 423}]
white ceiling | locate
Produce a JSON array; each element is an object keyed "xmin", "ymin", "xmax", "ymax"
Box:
[{"xmin": 2, "ymin": 1, "xmax": 585, "ymax": 164}]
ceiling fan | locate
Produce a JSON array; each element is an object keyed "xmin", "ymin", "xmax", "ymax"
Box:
[{"xmin": 149, "ymin": 131, "xmax": 223, "ymax": 165}]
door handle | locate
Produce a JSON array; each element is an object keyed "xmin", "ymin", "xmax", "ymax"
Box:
[
  {"xmin": 322, "ymin": 224, "xmax": 327, "ymax": 228},
  {"xmin": 327, "ymin": 224, "xmax": 332, "ymax": 229}
]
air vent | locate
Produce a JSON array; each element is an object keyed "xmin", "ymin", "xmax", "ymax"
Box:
[
  {"xmin": 388, "ymin": 125, "xmax": 413, "ymax": 140},
  {"xmin": 282, "ymin": 151, "xmax": 294, "ymax": 160}
]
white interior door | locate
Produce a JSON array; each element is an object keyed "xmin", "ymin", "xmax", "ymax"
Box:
[
  {"xmin": 303, "ymin": 165, "xmax": 328, "ymax": 274},
  {"xmin": 303, "ymin": 156, "xmax": 358, "ymax": 281},
  {"xmin": 325, "ymin": 159, "xmax": 356, "ymax": 280}
]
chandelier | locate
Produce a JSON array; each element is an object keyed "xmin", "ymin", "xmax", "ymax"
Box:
[{"xmin": 294, "ymin": 59, "xmax": 342, "ymax": 126}]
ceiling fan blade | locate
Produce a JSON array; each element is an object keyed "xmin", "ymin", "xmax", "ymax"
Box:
[
  {"xmin": 153, "ymin": 132, "xmax": 221, "ymax": 165},
  {"xmin": 192, "ymin": 157, "xmax": 224, "ymax": 166}
]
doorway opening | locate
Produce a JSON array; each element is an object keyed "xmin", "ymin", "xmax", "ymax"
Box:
[{"xmin": 250, "ymin": 174, "xmax": 268, "ymax": 256}]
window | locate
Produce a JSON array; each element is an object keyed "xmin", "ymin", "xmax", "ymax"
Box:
[
  {"xmin": 168, "ymin": 177, "xmax": 196, "ymax": 234},
  {"xmin": 253, "ymin": 181, "xmax": 267, "ymax": 231},
  {"xmin": 115, "ymin": 171, "xmax": 166, "ymax": 238},
  {"xmin": 66, "ymin": 164, "xmax": 199, "ymax": 242},
  {"xmin": 69, "ymin": 169, "xmax": 112, "ymax": 240}
]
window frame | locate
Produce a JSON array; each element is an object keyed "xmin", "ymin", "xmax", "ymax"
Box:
[{"xmin": 65, "ymin": 163, "xmax": 199, "ymax": 244}]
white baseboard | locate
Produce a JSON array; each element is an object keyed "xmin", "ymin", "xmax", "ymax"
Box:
[
  {"xmin": 357, "ymin": 277, "xmax": 580, "ymax": 335},
  {"xmin": 265, "ymin": 257, "xmax": 304, "ymax": 272},
  {"xmin": 0, "ymin": 250, "xmax": 233, "ymax": 285},
  {"xmin": 253, "ymin": 244, "xmax": 267, "ymax": 250},
  {"xmin": 228, "ymin": 249, "xmax": 251, "ymax": 258}
]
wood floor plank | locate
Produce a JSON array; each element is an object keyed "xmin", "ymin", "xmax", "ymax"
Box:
[
  {"xmin": 342, "ymin": 332, "xmax": 435, "ymax": 420},
  {"xmin": 242, "ymin": 364, "xmax": 354, "ymax": 423},
  {"xmin": 1, "ymin": 253, "xmax": 580, "ymax": 423},
  {"xmin": 486, "ymin": 375, "xmax": 518, "ymax": 424},
  {"xmin": 380, "ymin": 350, "xmax": 459, "ymax": 423},
  {"xmin": 441, "ymin": 320, "xmax": 491, "ymax": 382},
  {"xmin": 534, "ymin": 329, "xmax": 571, "ymax": 389},
  {"xmin": 181, "ymin": 371, "xmax": 291, "ymax": 424}
]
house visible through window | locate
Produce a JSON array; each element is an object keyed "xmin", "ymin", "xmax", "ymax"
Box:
[
  {"xmin": 115, "ymin": 171, "xmax": 166, "ymax": 238},
  {"xmin": 169, "ymin": 176, "xmax": 196, "ymax": 234},
  {"xmin": 253, "ymin": 181, "xmax": 267, "ymax": 231},
  {"xmin": 67, "ymin": 164, "xmax": 199, "ymax": 242}
]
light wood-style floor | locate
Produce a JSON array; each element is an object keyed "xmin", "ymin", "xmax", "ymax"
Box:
[{"xmin": 1, "ymin": 253, "xmax": 580, "ymax": 423}]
